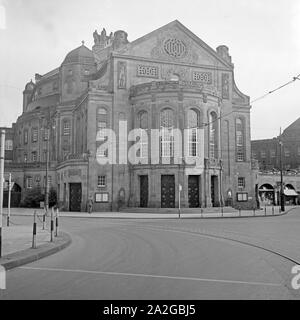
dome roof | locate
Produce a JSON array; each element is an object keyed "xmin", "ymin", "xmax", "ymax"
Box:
[
  {"xmin": 62, "ymin": 44, "xmax": 95, "ymax": 65},
  {"xmin": 25, "ymin": 80, "xmax": 35, "ymax": 91}
]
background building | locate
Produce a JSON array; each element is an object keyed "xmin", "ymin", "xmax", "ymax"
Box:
[
  {"xmin": 252, "ymin": 118, "xmax": 300, "ymax": 205},
  {"xmin": 4, "ymin": 20, "xmax": 256, "ymax": 211},
  {"xmin": 252, "ymin": 117, "xmax": 300, "ymax": 172}
]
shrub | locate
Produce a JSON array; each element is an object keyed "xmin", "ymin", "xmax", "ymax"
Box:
[{"xmin": 21, "ymin": 187, "xmax": 57, "ymax": 208}]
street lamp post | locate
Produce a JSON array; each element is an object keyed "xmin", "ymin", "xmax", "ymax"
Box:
[
  {"xmin": 45, "ymin": 126, "xmax": 50, "ymax": 213},
  {"xmin": 279, "ymin": 133, "xmax": 285, "ymax": 212},
  {"xmin": 0, "ymin": 129, "xmax": 6, "ymax": 257}
]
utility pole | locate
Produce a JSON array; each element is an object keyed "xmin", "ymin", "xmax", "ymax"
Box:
[
  {"xmin": 45, "ymin": 126, "xmax": 50, "ymax": 213},
  {"xmin": 0, "ymin": 129, "xmax": 6, "ymax": 257},
  {"xmin": 7, "ymin": 173, "xmax": 11, "ymax": 226},
  {"xmin": 279, "ymin": 128, "xmax": 285, "ymax": 212}
]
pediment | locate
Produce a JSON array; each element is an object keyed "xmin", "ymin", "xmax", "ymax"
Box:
[{"xmin": 117, "ymin": 20, "xmax": 232, "ymax": 69}]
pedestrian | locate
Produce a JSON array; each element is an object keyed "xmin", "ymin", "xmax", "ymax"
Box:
[{"xmin": 87, "ymin": 197, "xmax": 93, "ymax": 214}]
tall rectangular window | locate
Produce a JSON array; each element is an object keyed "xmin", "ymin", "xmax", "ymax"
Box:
[
  {"xmin": 26, "ymin": 177, "xmax": 33, "ymax": 189},
  {"xmin": 188, "ymin": 128, "xmax": 198, "ymax": 157},
  {"xmin": 270, "ymin": 150, "xmax": 276, "ymax": 158},
  {"xmin": 24, "ymin": 130, "xmax": 28, "ymax": 144},
  {"xmin": 5, "ymin": 139, "xmax": 13, "ymax": 150},
  {"xmin": 31, "ymin": 151, "xmax": 37, "ymax": 162},
  {"xmin": 284, "ymin": 148, "xmax": 290, "ymax": 157},
  {"xmin": 32, "ymin": 128, "xmax": 38, "ymax": 142},
  {"xmin": 97, "ymin": 175, "xmax": 106, "ymax": 187},
  {"xmin": 97, "ymin": 108, "xmax": 108, "ymax": 141},
  {"xmin": 63, "ymin": 121, "xmax": 71, "ymax": 135},
  {"xmin": 238, "ymin": 177, "xmax": 245, "ymax": 189},
  {"xmin": 260, "ymin": 150, "xmax": 266, "ymax": 158},
  {"xmin": 160, "ymin": 109, "xmax": 174, "ymax": 158},
  {"xmin": 236, "ymin": 118, "xmax": 245, "ymax": 162}
]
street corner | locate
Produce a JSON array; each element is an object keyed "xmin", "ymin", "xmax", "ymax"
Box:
[{"xmin": 0, "ymin": 231, "xmax": 72, "ymax": 271}]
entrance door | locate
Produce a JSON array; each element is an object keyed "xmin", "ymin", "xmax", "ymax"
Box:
[
  {"xmin": 188, "ymin": 175, "xmax": 200, "ymax": 208},
  {"xmin": 69, "ymin": 183, "xmax": 82, "ymax": 212},
  {"xmin": 211, "ymin": 176, "xmax": 218, "ymax": 207},
  {"xmin": 140, "ymin": 175, "xmax": 148, "ymax": 207},
  {"xmin": 161, "ymin": 175, "xmax": 175, "ymax": 208}
]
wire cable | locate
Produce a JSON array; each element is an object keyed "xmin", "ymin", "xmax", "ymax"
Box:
[{"xmin": 250, "ymin": 73, "xmax": 300, "ymax": 104}]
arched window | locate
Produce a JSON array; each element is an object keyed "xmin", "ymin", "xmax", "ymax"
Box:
[
  {"xmin": 236, "ymin": 118, "xmax": 245, "ymax": 161},
  {"xmin": 138, "ymin": 111, "xmax": 148, "ymax": 129},
  {"xmin": 97, "ymin": 107, "xmax": 107, "ymax": 141},
  {"xmin": 138, "ymin": 111, "xmax": 148, "ymax": 158},
  {"xmin": 160, "ymin": 108, "xmax": 174, "ymax": 158},
  {"xmin": 187, "ymin": 109, "xmax": 200, "ymax": 157},
  {"xmin": 209, "ymin": 112, "xmax": 218, "ymax": 159}
]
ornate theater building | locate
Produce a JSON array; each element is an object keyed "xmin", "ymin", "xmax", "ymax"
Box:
[{"xmin": 4, "ymin": 20, "xmax": 257, "ymax": 211}]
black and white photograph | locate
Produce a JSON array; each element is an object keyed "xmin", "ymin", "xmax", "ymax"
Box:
[{"xmin": 0, "ymin": 0, "xmax": 300, "ymax": 312}]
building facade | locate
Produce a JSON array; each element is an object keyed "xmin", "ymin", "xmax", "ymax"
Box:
[
  {"xmin": 4, "ymin": 20, "xmax": 256, "ymax": 211},
  {"xmin": 252, "ymin": 118, "xmax": 300, "ymax": 172}
]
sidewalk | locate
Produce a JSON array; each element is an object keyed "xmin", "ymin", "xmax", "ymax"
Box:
[
  {"xmin": 2, "ymin": 225, "xmax": 49, "ymax": 256},
  {"xmin": 2, "ymin": 206, "xmax": 296, "ymax": 219},
  {"xmin": 0, "ymin": 222, "xmax": 72, "ymax": 270}
]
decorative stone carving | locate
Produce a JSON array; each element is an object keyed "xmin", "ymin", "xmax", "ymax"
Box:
[
  {"xmin": 222, "ymin": 73, "xmax": 230, "ymax": 99},
  {"xmin": 137, "ymin": 65, "xmax": 159, "ymax": 78},
  {"xmin": 151, "ymin": 30, "xmax": 198, "ymax": 64},
  {"xmin": 161, "ymin": 65, "xmax": 189, "ymax": 81},
  {"xmin": 192, "ymin": 71, "xmax": 212, "ymax": 84},
  {"xmin": 117, "ymin": 61, "xmax": 127, "ymax": 89}
]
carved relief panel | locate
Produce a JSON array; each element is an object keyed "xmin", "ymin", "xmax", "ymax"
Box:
[
  {"xmin": 222, "ymin": 73, "xmax": 230, "ymax": 99},
  {"xmin": 117, "ymin": 61, "xmax": 127, "ymax": 89}
]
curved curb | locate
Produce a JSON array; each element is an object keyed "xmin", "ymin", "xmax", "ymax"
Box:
[{"xmin": 0, "ymin": 232, "xmax": 72, "ymax": 271}]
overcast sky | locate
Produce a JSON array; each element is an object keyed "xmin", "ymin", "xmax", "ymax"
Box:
[{"xmin": 0, "ymin": 0, "xmax": 299, "ymax": 139}]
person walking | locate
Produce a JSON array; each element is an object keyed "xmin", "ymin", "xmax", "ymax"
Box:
[{"xmin": 87, "ymin": 197, "xmax": 93, "ymax": 214}]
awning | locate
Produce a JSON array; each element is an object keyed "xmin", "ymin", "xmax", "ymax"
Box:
[{"xmin": 284, "ymin": 189, "xmax": 298, "ymax": 196}]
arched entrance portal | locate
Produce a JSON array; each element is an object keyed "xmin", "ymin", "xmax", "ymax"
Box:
[
  {"xmin": 3, "ymin": 183, "xmax": 22, "ymax": 208},
  {"xmin": 284, "ymin": 184, "xmax": 298, "ymax": 205},
  {"xmin": 258, "ymin": 184, "xmax": 275, "ymax": 206}
]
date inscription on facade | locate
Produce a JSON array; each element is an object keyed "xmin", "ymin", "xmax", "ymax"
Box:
[
  {"xmin": 137, "ymin": 65, "xmax": 159, "ymax": 78},
  {"xmin": 192, "ymin": 71, "xmax": 212, "ymax": 84}
]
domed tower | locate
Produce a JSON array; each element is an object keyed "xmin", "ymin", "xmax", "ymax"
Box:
[
  {"xmin": 22, "ymin": 80, "xmax": 35, "ymax": 112},
  {"xmin": 60, "ymin": 42, "xmax": 96, "ymax": 102}
]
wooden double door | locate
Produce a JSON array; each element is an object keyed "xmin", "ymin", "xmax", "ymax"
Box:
[
  {"xmin": 69, "ymin": 183, "xmax": 82, "ymax": 212},
  {"xmin": 140, "ymin": 175, "xmax": 148, "ymax": 207},
  {"xmin": 161, "ymin": 175, "xmax": 175, "ymax": 208},
  {"xmin": 188, "ymin": 175, "xmax": 200, "ymax": 208}
]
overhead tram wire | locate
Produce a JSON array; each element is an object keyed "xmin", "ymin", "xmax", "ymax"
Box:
[
  {"xmin": 201, "ymin": 72, "xmax": 300, "ymax": 128},
  {"xmin": 250, "ymin": 73, "xmax": 300, "ymax": 104}
]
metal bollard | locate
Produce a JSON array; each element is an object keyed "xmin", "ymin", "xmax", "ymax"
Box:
[
  {"xmin": 50, "ymin": 208, "xmax": 54, "ymax": 242},
  {"xmin": 272, "ymin": 206, "xmax": 274, "ymax": 215},
  {"xmin": 7, "ymin": 215, "xmax": 9, "ymax": 227},
  {"xmin": 221, "ymin": 206, "xmax": 224, "ymax": 217},
  {"xmin": 253, "ymin": 208, "xmax": 256, "ymax": 216},
  {"xmin": 239, "ymin": 208, "xmax": 241, "ymax": 217},
  {"xmin": 32, "ymin": 210, "xmax": 37, "ymax": 249},
  {"xmin": 55, "ymin": 208, "xmax": 59, "ymax": 237},
  {"xmin": 42, "ymin": 213, "xmax": 46, "ymax": 230},
  {"xmin": 264, "ymin": 206, "xmax": 267, "ymax": 216}
]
